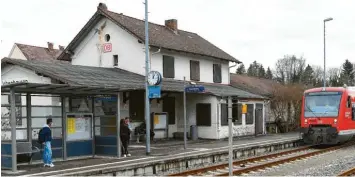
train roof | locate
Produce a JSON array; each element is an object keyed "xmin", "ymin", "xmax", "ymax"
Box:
[{"xmin": 304, "ymin": 86, "xmax": 355, "ymax": 93}]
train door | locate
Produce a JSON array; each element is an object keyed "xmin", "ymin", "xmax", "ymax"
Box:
[{"xmin": 255, "ymin": 103, "xmax": 264, "ymax": 135}]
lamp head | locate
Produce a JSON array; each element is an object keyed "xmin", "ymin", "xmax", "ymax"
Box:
[{"xmin": 324, "ymin": 17, "xmax": 333, "ymax": 22}]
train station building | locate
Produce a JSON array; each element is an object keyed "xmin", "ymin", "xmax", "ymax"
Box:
[{"xmin": 1, "ymin": 3, "xmax": 269, "ymax": 172}]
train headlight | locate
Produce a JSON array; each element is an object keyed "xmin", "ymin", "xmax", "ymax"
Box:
[
  {"xmin": 305, "ymin": 119, "xmax": 308, "ymax": 123},
  {"xmin": 334, "ymin": 119, "xmax": 337, "ymax": 124}
]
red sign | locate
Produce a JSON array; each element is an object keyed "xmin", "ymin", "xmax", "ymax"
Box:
[{"xmin": 103, "ymin": 43, "xmax": 112, "ymax": 53}]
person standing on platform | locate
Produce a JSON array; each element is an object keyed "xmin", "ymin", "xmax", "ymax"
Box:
[
  {"xmin": 120, "ymin": 118, "xmax": 131, "ymax": 157},
  {"xmin": 125, "ymin": 117, "xmax": 133, "ymax": 145},
  {"xmin": 39, "ymin": 118, "xmax": 54, "ymax": 167}
]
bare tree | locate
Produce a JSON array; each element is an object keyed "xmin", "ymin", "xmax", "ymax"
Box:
[
  {"xmin": 312, "ymin": 65, "xmax": 323, "ymax": 87},
  {"xmin": 274, "ymin": 55, "xmax": 306, "ymax": 84},
  {"xmin": 327, "ymin": 67, "xmax": 342, "ymax": 86},
  {"xmin": 269, "ymin": 83, "xmax": 304, "ymax": 132}
]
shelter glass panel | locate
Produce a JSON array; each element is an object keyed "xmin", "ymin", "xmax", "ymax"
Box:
[{"xmin": 94, "ymin": 96, "xmax": 118, "ymax": 136}]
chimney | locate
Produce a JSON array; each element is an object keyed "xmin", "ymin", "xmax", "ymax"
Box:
[
  {"xmin": 165, "ymin": 19, "xmax": 178, "ymax": 32},
  {"xmin": 97, "ymin": 2, "xmax": 108, "ymax": 10},
  {"xmin": 47, "ymin": 42, "xmax": 53, "ymax": 50},
  {"xmin": 59, "ymin": 45, "xmax": 65, "ymax": 51}
]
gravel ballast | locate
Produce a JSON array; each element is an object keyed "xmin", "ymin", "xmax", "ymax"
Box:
[{"xmin": 244, "ymin": 145, "xmax": 355, "ymax": 176}]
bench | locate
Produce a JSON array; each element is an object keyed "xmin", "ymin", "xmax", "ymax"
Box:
[{"xmin": 16, "ymin": 142, "xmax": 40, "ymax": 163}]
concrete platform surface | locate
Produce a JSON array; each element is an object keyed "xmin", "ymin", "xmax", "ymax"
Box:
[{"xmin": 3, "ymin": 132, "xmax": 301, "ymax": 176}]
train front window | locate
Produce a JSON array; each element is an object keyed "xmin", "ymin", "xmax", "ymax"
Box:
[{"xmin": 304, "ymin": 91, "xmax": 342, "ymax": 118}]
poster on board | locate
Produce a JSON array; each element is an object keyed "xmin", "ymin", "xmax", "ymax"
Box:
[{"xmin": 66, "ymin": 113, "xmax": 93, "ymax": 141}]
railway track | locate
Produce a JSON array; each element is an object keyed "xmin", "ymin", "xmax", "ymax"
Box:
[
  {"xmin": 338, "ymin": 166, "xmax": 355, "ymax": 176},
  {"xmin": 169, "ymin": 142, "xmax": 354, "ymax": 176}
]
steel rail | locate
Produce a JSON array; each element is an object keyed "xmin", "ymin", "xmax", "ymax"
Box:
[
  {"xmin": 168, "ymin": 145, "xmax": 312, "ymax": 176},
  {"xmin": 217, "ymin": 142, "xmax": 354, "ymax": 176},
  {"xmin": 169, "ymin": 142, "xmax": 355, "ymax": 176},
  {"xmin": 338, "ymin": 166, "xmax": 355, "ymax": 176}
]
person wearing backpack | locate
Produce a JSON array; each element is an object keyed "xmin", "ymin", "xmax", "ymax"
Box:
[{"xmin": 38, "ymin": 118, "xmax": 54, "ymax": 167}]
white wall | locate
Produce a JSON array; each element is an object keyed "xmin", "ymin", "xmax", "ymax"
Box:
[
  {"xmin": 71, "ymin": 18, "xmax": 146, "ymax": 76},
  {"xmin": 175, "ymin": 94, "xmax": 219, "ymax": 139},
  {"xmin": 151, "ymin": 52, "xmax": 230, "ymax": 84},
  {"xmin": 8, "ymin": 44, "xmax": 27, "ymax": 60},
  {"xmin": 71, "ymin": 17, "xmax": 230, "ymax": 84},
  {"xmin": 217, "ymin": 99, "xmax": 266, "ymax": 139}
]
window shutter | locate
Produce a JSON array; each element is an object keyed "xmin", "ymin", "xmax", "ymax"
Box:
[
  {"xmin": 190, "ymin": 60, "xmax": 200, "ymax": 81},
  {"xmin": 196, "ymin": 103, "xmax": 211, "ymax": 126},
  {"xmin": 213, "ymin": 64, "xmax": 222, "ymax": 83},
  {"xmin": 163, "ymin": 55, "xmax": 175, "ymax": 78},
  {"xmin": 221, "ymin": 103, "xmax": 228, "ymax": 126}
]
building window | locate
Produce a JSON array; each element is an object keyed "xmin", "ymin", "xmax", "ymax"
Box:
[
  {"xmin": 190, "ymin": 60, "xmax": 200, "ymax": 81},
  {"xmin": 246, "ymin": 104, "xmax": 254, "ymax": 125},
  {"xmin": 163, "ymin": 55, "xmax": 175, "ymax": 78},
  {"xmin": 196, "ymin": 103, "xmax": 211, "ymax": 126},
  {"xmin": 113, "ymin": 55, "xmax": 118, "ymax": 67},
  {"xmin": 221, "ymin": 101, "xmax": 241, "ymax": 126},
  {"xmin": 105, "ymin": 34, "xmax": 111, "ymax": 42},
  {"xmin": 213, "ymin": 64, "xmax": 222, "ymax": 83}
]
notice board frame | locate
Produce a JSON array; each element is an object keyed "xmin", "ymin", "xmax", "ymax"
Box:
[
  {"xmin": 151, "ymin": 112, "xmax": 169, "ymax": 139},
  {"xmin": 65, "ymin": 112, "xmax": 93, "ymax": 142}
]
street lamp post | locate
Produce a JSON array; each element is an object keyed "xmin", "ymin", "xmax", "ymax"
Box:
[
  {"xmin": 323, "ymin": 17, "xmax": 333, "ymax": 88},
  {"xmin": 144, "ymin": 0, "xmax": 151, "ymax": 155}
]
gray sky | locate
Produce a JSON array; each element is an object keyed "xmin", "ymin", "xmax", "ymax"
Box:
[{"xmin": 0, "ymin": 0, "xmax": 354, "ymax": 71}]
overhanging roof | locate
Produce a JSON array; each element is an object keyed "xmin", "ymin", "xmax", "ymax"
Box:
[
  {"xmin": 1, "ymin": 58, "xmax": 264, "ymax": 99},
  {"xmin": 1, "ymin": 82, "xmax": 123, "ymax": 95}
]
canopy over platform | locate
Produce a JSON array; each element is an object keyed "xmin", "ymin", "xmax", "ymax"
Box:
[
  {"xmin": 1, "ymin": 82, "xmax": 122, "ymax": 95},
  {"xmin": 1, "ymin": 58, "xmax": 264, "ymax": 99}
]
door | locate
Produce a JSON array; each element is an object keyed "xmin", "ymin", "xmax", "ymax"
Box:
[{"xmin": 255, "ymin": 103, "xmax": 264, "ymax": 135}]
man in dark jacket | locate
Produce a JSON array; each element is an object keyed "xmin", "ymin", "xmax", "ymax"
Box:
[
  {"xmin": 120, "ymin": 118, "xmax": 131, "ymax": 157},
  {"xmin": 39, "ymin": 118, "xmax": 54, "ymax": 167}
]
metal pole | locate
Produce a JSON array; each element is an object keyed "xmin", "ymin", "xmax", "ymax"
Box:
[
  {"xmin": 183, "ymin": 76, "xmax": 187, "ymax": 149},
  {"xmin": 323, "ymin": 20, "xmax": 326, "ymax": 88},
  {"xmin": 61, "ymin": 97, "xmax": 67, "ymax": 160},
  {"xmin": 26, "ymin": 94, "xmax": 32, "ymax": 141},
  {"xmin": 323, "ymin": 17, "xmax": 333, "ymax": 88},
  {"xmin": 10, "ymin": 89, "xmax": 17, "ymax": 172},
  {"xmin": 144, "ymin": 0, "xmax": 151, "ymax": 155},
  {"xmin": 228, "ymin": 96, "xmax": 233, "ymax": 176},
  {"xmin": 117, "ymin": 93, "xmax": 121, "ymax": 157},
  {"xmin": 26, "ymin": 94, "xmax": 32, "ymax": 164},
  {"xmin": 91, "ymin": 97, "xmax": 95, "ymax": 158}
]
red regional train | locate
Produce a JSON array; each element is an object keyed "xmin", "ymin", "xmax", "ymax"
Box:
[{"xmin": 300, "ymin": 86, "xmax": 355, "ymax": 145}]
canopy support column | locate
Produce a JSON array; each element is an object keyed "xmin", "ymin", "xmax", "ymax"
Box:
[
  {"xmin": 10, "ymin": 89, "xmax": 17, "ymax": 172},
  {"xmin": 116, "ymin": 93, "xmax": 121, "ymax": 158},
  {"xmin": 26, "ymin": 93, "xmax": 32, "ymax": 164}
]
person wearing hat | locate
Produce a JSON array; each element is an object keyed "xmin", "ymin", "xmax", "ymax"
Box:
[{"xmin": 39, "ymin": 118, "xmax": 54, "ymax": 167}]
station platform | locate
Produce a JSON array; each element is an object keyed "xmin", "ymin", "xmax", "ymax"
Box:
[{"xmin": 3, "ymin": 132, "xmax": 301, "ymax": 176}]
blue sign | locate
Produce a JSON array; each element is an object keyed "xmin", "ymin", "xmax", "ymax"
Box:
[
  {"xmin": 185, "ymin": 85, "xmax": 205, "ymax": 93},
  {"xmin": 149, "ymin": 85, "xmax": 161, "ymax": 98}
]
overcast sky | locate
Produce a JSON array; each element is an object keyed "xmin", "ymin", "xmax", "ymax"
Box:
[{"xmin": 0, "ymin": 0, "xmax": 354, "ymax": 71}]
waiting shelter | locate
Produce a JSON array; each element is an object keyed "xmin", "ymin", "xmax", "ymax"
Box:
[{"xmin": 1, "ymin": 58, "xmax": 264, "ymax": 172}]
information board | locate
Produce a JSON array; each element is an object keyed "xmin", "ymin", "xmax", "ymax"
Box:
[
  {"xmin": 66, "ymin": 113, "xmax": 93, "ymax": 141},
  {"xmin": 153, "ymin": 113, "xmax": 167, "ymax": 129},
  {"xmin": 151, "ymin": 112, "xmax": 169, "ymax": 139}
]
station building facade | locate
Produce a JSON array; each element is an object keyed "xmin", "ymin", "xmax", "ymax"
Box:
[{"xmin": 1, "ymin": 2, "xmax": 266, "ymax": 150}]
